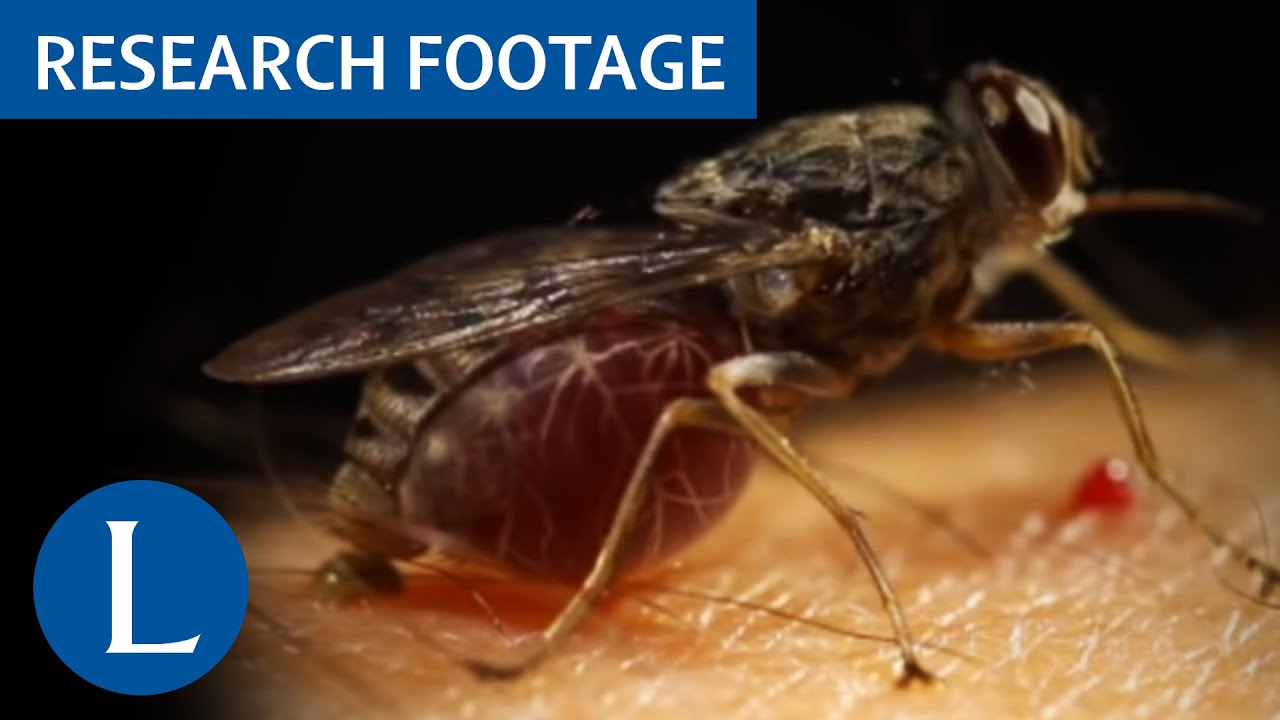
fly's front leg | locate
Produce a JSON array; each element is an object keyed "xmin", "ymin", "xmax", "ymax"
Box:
[
  {"xmin": 974, "ymin": 246, "xmax": 1230, "ymax": 371},
  {"xmin": 928, "ymin": 321, "xmax": 1278, "ymax": 600},
  {"xmin": 463, "ymin": 397, "xmax": 742, "ymax": 680},
  {"xmin": 706, "ymin": 351, "xmax": 935, "ymax": 687}
]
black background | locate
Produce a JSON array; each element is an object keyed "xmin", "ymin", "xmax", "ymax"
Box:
[{"xmin": 24, "ymin": 0, "xmax": 1280, "ymax": 716}]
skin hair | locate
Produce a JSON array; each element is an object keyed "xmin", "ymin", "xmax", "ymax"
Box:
[{"xmin": 198, "ymin": 346, "xmax": 1280, "ymax": 719}]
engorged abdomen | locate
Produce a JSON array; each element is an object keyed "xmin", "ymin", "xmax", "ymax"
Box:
[{"xmin": 399, "ymin": 309, "xmax": 756, "ymax": 585}]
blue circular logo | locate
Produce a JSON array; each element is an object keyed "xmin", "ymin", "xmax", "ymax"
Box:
[{"xmin": 33, "ymin": 480, "xmax": 249, "ymax": 695}]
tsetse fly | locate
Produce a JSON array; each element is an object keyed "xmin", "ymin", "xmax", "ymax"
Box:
[{"xmin": 205, "ymin": 62, "xmax": 1275, "ymax": 686}]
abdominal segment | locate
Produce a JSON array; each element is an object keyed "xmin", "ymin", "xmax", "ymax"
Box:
[{"xmin": 401, "ymin": 311, "xmax": 755, "ymax": 584}]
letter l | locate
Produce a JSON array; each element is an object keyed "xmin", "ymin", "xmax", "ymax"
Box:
[{"xmin": 104, "ymin": 521, "xmax": 200, "ymax": 653}]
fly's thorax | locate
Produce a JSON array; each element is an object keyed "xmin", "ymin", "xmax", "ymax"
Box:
[
  {"xmin": 723, "ymin": 211, "xmax": 979, "ymax": 379},
  {"xmin": 654, "ymin": 105, "xmax": 974, "ymax": 232},
  {"xmin": 652, "ymin": 102, "xmax": 985, "ymax": 378}
]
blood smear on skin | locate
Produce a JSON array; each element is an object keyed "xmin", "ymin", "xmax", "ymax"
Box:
[{"xmin": 1070, "ymin": 456, "xmax": 1137, "ymax": 513}]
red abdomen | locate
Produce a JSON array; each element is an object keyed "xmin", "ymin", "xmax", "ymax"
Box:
[{"xmin": 400, "ymin": 309, "xmax": 755, "ymax": 584}]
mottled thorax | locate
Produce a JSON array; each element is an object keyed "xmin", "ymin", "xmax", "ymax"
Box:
[{"xmin": 655, "ymin": 104, "xmax": 984, "ymax": 375}]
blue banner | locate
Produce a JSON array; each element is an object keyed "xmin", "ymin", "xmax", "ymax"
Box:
[{"xmin": 2, "ymin": 1, "xmax": 757, "ymax": 119}]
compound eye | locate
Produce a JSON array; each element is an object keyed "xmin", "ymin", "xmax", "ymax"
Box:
[{"xmin": 969, "ymin": 70, "xmax": 1067, "ymax": 205}]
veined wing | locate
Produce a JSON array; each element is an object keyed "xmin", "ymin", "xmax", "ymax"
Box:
[{"xmin": 204, "ymin": 223, "xmax": 854, "ymax": 383}]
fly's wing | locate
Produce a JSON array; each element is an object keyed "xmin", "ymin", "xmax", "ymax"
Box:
[{"xmin": 204, "ymin": 223, "xmax": 848, "ymax": 383}]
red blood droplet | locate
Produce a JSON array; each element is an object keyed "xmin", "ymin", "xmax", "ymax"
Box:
[{"xmin": 1070, "ymin": 456, "xmax": 1136, "ymax": 513}]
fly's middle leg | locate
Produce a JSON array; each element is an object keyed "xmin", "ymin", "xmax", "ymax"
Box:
[
  {"xmin": 706, "ymin": 351, "xmax": 936, "ymax": 687},
  {"xmin": 462, "ymin": 352, "xmax": 935, "ymax": 686},
  {"xmin": 462, "ymin": 397, "xmax": 743, "ymax": 680}
]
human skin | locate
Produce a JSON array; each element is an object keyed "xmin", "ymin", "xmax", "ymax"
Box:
[{"xmin": 197, "ymin": 342, "xmax": 1280, "ymax": 720}]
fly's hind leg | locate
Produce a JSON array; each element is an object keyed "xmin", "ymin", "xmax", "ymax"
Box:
[
  {"xmin": 928, "ymin": 320, "xmax": 1279, "ymax": 600},
  {"xmin": 706, "ymin": 352, "xmax": 935, "ymax": 687},
  {"xmin": 463, "ymin": 397, "xmax": 742, "ymax": 680},
  {"xmin": 313, "ymin": 550, "xmax": 404, "ymax": 604}
]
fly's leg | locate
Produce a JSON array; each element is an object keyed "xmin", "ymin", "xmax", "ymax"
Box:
[
  {"xmin": 313, "ymin": 550, "xmax": 404, "ymax": 605},
  {"xmin": 706, "ymin": 352, "xmax": 935, "ymax": 687},
  {"xmin": 974, "ymin": 246, "xmax": 1230, "ymax": 372},
  {"xmin": 928, "ymin": 321, "xmax": 1279, "ymax": 600},
  {"xmin": 463, "ymin": 397, "xmax": 742, "ymax": 680}
]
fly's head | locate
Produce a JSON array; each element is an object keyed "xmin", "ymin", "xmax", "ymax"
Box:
[
  {"xmin": 946, "ymin": 62, "xmax": 1103, "ymax": 248},
  {"xmin": 651, "ymin": 62, "xmax": 1253, "ymax": 337}
]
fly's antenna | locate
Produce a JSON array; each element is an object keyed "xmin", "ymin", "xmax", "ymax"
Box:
[{"xmin": 1085, "ymin": 190, "xmax": 1263, "ymax": 225}]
